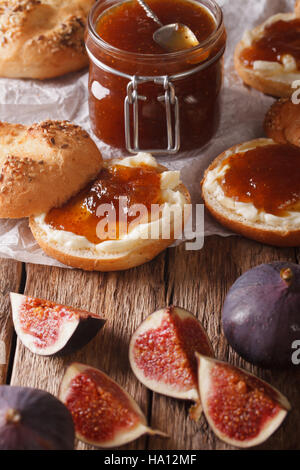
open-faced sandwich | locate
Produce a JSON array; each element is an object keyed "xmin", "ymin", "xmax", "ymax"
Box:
[
  {"xmin": 202, "ymin": 98, "xmax": 300, "ymax": 247},
  {"xmin": 29, "ymin": 153, "xmax": 191, "ymax": 271},
  {"xmin": 234, "ymin": 1, "xmax": 300, "ymax": 97},
  {"xmin": 0, "ymin": 120, "xmax": 191, "ymax": 271}
]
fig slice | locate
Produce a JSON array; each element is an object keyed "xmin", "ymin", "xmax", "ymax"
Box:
[
  {"xmin": 0, "ymin": 385, "xmax": 75, "ymax": 450},
  {"xmin": 129, "ymin": 306, "xmax": 214, "ymax": 415},
  {"xmin": 10, "ymin": 293, "xmax": 105, "ymax": 356},
  {"xmin": 196, "ymin": 354, "xmax": 291, "ymax": 448},
  {"xmin": 59, "ymin": 362, "xmax": 167, "ymax": 448}
]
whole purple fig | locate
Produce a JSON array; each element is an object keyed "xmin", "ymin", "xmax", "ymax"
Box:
[
  {"xmin": 0, "ymin": 386, "xmax": 75, "ymax": 450},
  {"xmin": 222, "ymin": 262, "xmax": 300, "ymax": 368}
]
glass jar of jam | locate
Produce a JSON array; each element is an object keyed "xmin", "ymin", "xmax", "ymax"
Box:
[{"xmin": 85, "ymin": 0, "xmax": 226, "ymax": 154}]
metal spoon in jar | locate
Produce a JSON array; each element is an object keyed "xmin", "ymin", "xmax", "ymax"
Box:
[{"xmin": 137, "ymin": 0, "xmax": 199, "ymax": 52}]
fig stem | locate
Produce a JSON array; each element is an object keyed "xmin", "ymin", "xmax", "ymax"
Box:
[
  {"xmin": 189, "ymin": 401, "xmax": 203, "ymax": 422},
  {"xmin": 5, "ymin": 408, "xmax": 21, "ymax": 424},
  {"xmin": 280, "ymin": 267, "xmax": 293, "ymax": 285},
  {"xmin": 146, "ymin": 428, "xmax": 169, "ymax": 438}
]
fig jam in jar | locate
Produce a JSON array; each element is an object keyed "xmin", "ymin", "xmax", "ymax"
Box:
[{"xmin": 85, "ymin": 0, "xmax": 226, "ymax": 154}]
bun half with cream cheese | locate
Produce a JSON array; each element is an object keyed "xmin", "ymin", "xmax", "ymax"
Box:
[
  {"xmin": 29, "ymin": 154, "xmax": 191, "ymax": 271},
  {"xmin": 234, "ymin": 9, "xmax": 300, "ymax": 97},
  {"xmin": 202, "ymin": 138, "xmax": 300, "ymax": 247}
]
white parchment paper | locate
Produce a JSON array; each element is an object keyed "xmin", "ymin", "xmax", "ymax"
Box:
[{"xmin": 0, "ymin": 0, "xmax": 295, "ymax": 267}]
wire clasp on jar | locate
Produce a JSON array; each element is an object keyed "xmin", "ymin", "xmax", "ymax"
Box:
[
  {"xmin": 124, "ymin": 75, "xmax": 180, "ymax": 155},
  {"xmin": 86, "ymin": 44, "xmax": 225, "ymax": 155}
]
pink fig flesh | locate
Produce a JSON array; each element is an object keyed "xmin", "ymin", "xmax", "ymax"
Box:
[
  {"xmin": 197, "ymin": 354, "xmax": 291, "ymax": 448},
  {"xmin": 129, "ymin": 306, "xmax": 214, "ymax": 402},
  {"xmin": 10, "ymin": 293, "xmax": 105, "ymax": 356},
  {"xmin": 59, "ymin": 363, "xmax": 166, "ymax": 448}
]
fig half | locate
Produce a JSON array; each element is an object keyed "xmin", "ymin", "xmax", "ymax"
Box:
[
  {"xmin": 129, "ymin": 306, "xmax": 214, "ymax": 417},
  {"xmin": 59, "ymin": 362, "xmax": 167, "ymax": 448},
  {"xmin": 10, "ymin": 293, "xmax": 105, "ymax": 356},
  {"xmin": 0, "ymin": 385, "xmax": 74, "ymax": 450},
  {"xmin": 197, "ymin": 354, "xmax": 291, "ymax": 448}
]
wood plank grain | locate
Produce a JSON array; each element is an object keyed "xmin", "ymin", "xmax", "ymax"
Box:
[
  {"xmin": 10, "ymin": 254, "xmax": 167, "ymax": 450},
  {"xmin": 148, "ymin": 236, "xmax": 299, "ymax": 450},
  {"xmin": 0, "ymin": 259, "xmax": 22, "ymax": 385},
  {"xmin": 8, "ymin": 236, "xmax": 300, "ymax": 450}
]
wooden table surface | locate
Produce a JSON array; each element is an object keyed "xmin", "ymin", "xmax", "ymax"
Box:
[{"xmin": 1, "ymin": 235, "xmax": 299, "ymax": 450}]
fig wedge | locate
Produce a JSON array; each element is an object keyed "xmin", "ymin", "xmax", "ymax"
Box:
[
  {"xmin": 196, "ymin": 354, "xmax": 291, "ymax": 448},
  {"xmin": 10, "ymin": 293, "xmax": 105, "ymax": 356},
  {"xmin": 129, "ymin": 306, "xmax": 214, "ymax": 417},
  {"xmin": 59, "ymin": 363, "xmax": 167, "ymax": 448}
]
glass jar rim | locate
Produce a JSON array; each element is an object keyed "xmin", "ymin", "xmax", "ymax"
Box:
[{"xmin": 87, "ymin": 0, "xmax": 225, "ymax": 62}]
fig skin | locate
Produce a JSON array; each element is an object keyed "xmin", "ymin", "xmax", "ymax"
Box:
[
  {"xmin": 10, "ymin": 293, "xmax": 105, "ymax": 356},
  {"xmin": 222, "ymin": 262, "xmax": 300, "ymax": 369},
  {"xmin": 59, "ymin": 362, "xmax": 167, "ymax": 448},
  {"xmin": 58, "ymin": 313, "xmax": 105, "ymax": 356},
  {"xmin": 196, "ymin": 354, "xmax": 291, "ymax": 449},
  {"xmin": 0, "ymin": 385, "xmax": 75, "ymax": 450}
]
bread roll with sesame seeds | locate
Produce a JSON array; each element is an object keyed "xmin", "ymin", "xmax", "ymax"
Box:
[
  {"xmin": 0, "ymin": 120, "xmax": 103, "ymax": 218},
  {"xmin": 264, "ymin": 97, "xmax": 300, "ymax": 146},
  {"xmin": 0, "ymin": 0, "xmax": 95, "ymax": 79}
]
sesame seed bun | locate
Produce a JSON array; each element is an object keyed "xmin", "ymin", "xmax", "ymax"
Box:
[
  {"xmin": 0, "ymin": 120, "xmax": 103, "ymax": 218},
  {"xmin": 264, "ymin": 97, "xmax": 300, "ymax": 146},
  {"xmin": 0, "ymin": 0, "xmax": 95, "ymax": 80}
]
